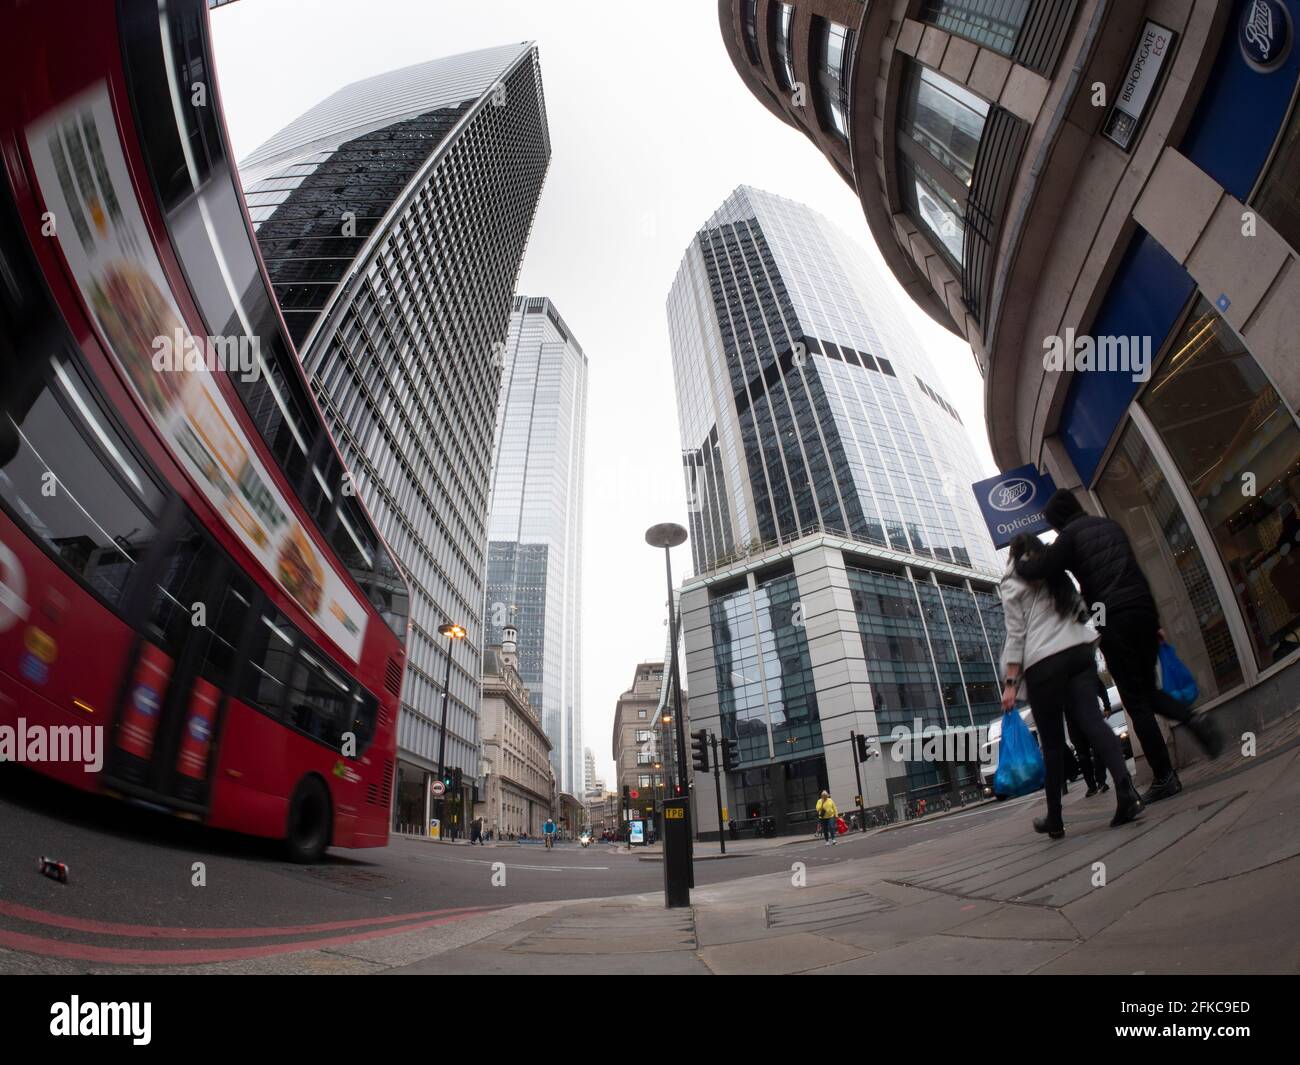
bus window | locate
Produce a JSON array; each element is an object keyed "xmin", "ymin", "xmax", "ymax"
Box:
[
  {"xmin": 0, "ymin": 358, "xmax": 159, "ymax": 609},
  {"xmin": 332, "ymin": 494, "xmax": 408, "ymax": 637},
  {"xmin": 146, "ymin": 526, "xmax": 213, "ymax": 652},
  {"xmin": 243, "ymin": 607, "xmax": 296, "ymax": 715},
  {"xmin": 285, "ymin": 648, "xmax": 351, "ymax": 747},
  {"xmin": 347, "ymin": 688, "xmax": 378, "ymax": 753},
  {"xmin": 196, "ymin": 579, "xmax": 253, "ymax": 690}
]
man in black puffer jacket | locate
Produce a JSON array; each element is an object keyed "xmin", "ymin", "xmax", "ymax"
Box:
[{"xmin": 1015, "ymin": 489, "xmax": 1222, "ymax": 803}]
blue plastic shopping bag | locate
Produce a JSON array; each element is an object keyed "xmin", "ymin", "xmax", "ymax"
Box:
[
  {"xmin": 1158, "ymin": 642, "xmax": 1199, "ymax": 705},
  {"xmin": 993, "ymin": 709, "xmax": 1044, "ymax": 798}
]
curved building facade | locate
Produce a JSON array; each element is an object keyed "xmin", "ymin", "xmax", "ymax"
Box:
[{"xmin": 720, "ymin": 0, "xmax": 1300, "ymax": 765}]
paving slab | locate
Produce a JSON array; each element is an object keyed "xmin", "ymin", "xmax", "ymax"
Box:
[
  {"xmin": 815, "ymin": 893, "xmax": 1001, "ymax": 953},
  {"xmin": 949, "ymin": 902, "xmax": 1080, "ymax": 941},
  {"xmin": 807, "ymin": 932, "xmax": 1076, "ymax": 974},
  {"xmin": 698, "ymin": 931, "xmax": 871, "ymax": 975},
  {"xmin": 1040, "ymin": 854, "xmax": 1300, "ymax": 974}
]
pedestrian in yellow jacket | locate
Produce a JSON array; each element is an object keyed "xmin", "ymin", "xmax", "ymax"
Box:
[{"xmin": 815, "ymin": 791, "xmax": 838, "ymax": 846}]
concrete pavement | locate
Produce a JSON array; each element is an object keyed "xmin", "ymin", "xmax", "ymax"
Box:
[{"xmin": 392, "ymin": 714, "xmax": 1300, "ymax": 974}]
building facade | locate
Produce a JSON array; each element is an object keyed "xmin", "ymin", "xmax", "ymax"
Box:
[
  {"xmin": 476, "ymin": 627, "xmax": 554, "ymax": 838},
  {"xmin": 612, "ymin": 663, "xmax": 670, "ymax": 810},
  {"xmin": 486, "ymin": 296, "xmax": 588, "ymax": 795},
  {"xmin": 720, "ymin": 1, "xmax": 1300, "ymax": 759},
  {"xmin": 240, "ymin": 45, "xmax": 552, "ymax": 830},
  {"xmin": 668, "ymin": 186, "xmax": 1007, "ymax": 834}
]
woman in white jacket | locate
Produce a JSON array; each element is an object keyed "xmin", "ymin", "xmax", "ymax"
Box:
[{"xmin": 1000, "ymin": 533, "xmax": 1143, "ymax": 838}]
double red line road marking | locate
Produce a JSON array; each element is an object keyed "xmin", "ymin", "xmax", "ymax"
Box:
[{"xmin": 0, "ymin": 900, "xmax": 497, "ymax": 965}]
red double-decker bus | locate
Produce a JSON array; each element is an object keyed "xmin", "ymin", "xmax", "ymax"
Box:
[{"xmin": 0, "ymin": 0, "xmax": 409, "ymax": 861}]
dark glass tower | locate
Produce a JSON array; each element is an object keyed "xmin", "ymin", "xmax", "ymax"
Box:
[{"xmin": 241, "ymin": 44, "xmax": 551, "ymax": 820}]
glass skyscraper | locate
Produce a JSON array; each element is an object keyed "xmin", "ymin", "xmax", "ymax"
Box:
[
  {"xmin": 486, "ymin": 296, "xmax": 587, "ymax": 795},
  {"xmin": 240, "ymin": 44, "xmax": 551, "ymax": 830},
  {"xmin": 669, "ymin": 185, "xmax": 996, "ymax": 576},
  {"xmin": 669, "ymin": 186, "xmax": 1005, "ymax": 834}
]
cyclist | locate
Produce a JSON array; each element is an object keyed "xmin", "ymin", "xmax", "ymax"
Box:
[{"xmin": 543, "ymin": 816, "xmax": 557, "ymax": 849}]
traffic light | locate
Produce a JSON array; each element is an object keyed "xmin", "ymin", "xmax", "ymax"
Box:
[
  {"xmin": 721, "ymin": 737, "xmax": 739, "ymax": 773},
  {"xmin": 690, "ymin": 729, "xmax": 709, "ymax": 773},
  {"xmin": 855, "ymin": 732, "xmax": 870, "ymax": 764},
  {"xmin": 441, "ymin": 766, "xmax": 454, "ymax": 788}
]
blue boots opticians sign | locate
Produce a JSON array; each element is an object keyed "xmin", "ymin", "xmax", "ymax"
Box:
[
  {"xmin": 1240, "ymin": 0, "xmax": 1292, "ymax": 72},
  {"xmin": 971, "ymin": 464, "xmax": 1059, "ymax": 548}
]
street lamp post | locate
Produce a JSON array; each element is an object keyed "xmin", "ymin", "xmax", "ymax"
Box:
[
  {"xmin": 436, "ymin": 621, "xmax": 467, "ymax": 837},
  {"xmin": 645, "ymin": 523, "xmax": 693, "ymax": 901},
  {"xmin": 644, "ymin": 523, "xmax": 688, "ymax": 789}
]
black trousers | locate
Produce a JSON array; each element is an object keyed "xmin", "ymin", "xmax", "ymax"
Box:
[
  {"xmin": 1065, "ymin": 707, "xmax": 1107, "ymax": 789},
  {"xmin": 1099, "ymin": 607, "xmax": 1194, "ymax": 780},
  {"xmin": 1025, "ymin": 644, "xmax": 1132, "ymax": 823}
]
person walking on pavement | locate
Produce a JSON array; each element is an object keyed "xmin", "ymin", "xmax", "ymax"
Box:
[
  {"xmin": 1015, "ymin": 490, "xmax": 1223, "ymax": 804},
  {"xmin": 1065, "ymin": 706, "xmax": 1109, "ymax": 796},
  {"xmin": 815, "ymin": 790, "xmax": 839, "ymax": 846},
  {"xmin": 1000, "ymin": 533, "xmax": 1143, "ymax": 839}
]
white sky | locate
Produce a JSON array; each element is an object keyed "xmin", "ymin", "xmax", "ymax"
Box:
[{"xmin": 210, "ymin": 0, "xmax": 995, "ymax": 789}]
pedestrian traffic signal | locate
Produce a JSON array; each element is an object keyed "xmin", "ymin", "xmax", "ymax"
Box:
[
  {"xmin": 690, "ymin": 729, "xmax": 709, "ymax": 772},
  {"xmin": 721, "ymin": 737, "xmax": 739, "ymax": 773}
]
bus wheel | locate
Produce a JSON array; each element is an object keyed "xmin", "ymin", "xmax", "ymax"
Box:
[{"xmin": 285, "ymin": 776, "xmax": 331, "ymax": 863}]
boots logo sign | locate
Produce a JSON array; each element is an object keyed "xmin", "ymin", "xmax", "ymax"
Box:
[
  {"xmin": 1240, "ymin": 0, "xmax": 1292, "ymax": 73},
  {"xmin": 987, "ymin": 477, "xmax": 1035, "ymax": 512},
  {"xmin": 971, "ymin": 464, "xmax": 1058, "ymax": 549}
]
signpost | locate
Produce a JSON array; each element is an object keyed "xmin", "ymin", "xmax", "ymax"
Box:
[
  {"xmin": 971, "ymin": 464, "xmax": 1059, "ymax": 549},
  {"xmin": 661, "ymin": 797, "xmax": 691, "ymax": 908}
]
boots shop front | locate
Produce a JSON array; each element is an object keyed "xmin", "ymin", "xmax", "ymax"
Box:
[{"xmin": 1042, "ymin": 0, "xmax": 1300, "ymax": 757}]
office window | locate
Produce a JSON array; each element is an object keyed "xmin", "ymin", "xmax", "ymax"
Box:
[
  {"xmin": 772, "ymin": 3, "xmax": 797, "ymax": 90},
  {"xmin": 899, "ymin": 64, "xmax": 989, "ymax": 187},
  {"xmin": 813, "ymin": 18, "xmax": 854, "ymax": 141},
  {"xmin": 920, "ymin": 0, "xmax": 1030, "ymax": 56},
  {"xmin": 742, "ymin": 0, "xmax": 762, "ymax": 64},
  {"xmin": 899, "ymin": 155, "xmax": 966, "ymax": 265},
  {"xmin": 1254, "ymin": 100, "xmax": 1300, "ymax": 255}
]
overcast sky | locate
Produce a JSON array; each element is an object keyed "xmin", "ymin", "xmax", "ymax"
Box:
[{"xmin": 210, "ymin": 0, "xmax": 995, "ymax": 788}]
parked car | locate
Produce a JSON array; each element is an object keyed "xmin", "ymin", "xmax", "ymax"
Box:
[{"xmin": 981, "ymin": 694, "xmax": 1134, "ymax": 797}]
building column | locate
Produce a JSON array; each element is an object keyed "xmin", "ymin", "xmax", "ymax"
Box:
[{"xmin": 794, "ymin": 546, "xmax": 887, "ymax": 811}]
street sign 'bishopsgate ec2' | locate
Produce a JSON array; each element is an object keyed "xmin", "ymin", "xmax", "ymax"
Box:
[{"xmin": 971, "ymin": 464, "xmax": 1059, "ymax": 549}]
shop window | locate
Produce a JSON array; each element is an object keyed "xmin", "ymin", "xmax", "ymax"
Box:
[
  {"xmin": 1094, "ymin": 425, "xmax": 1243, "ymax": 699},
  {"xmin": 1140, "ymin": 300, "xmax": 1300, "ymax": 670}
]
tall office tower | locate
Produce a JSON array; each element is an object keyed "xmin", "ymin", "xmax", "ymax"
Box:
[
  {"xmin": 240, "ymin": 45, "xmax": 551, "ymax": 831},
  {"xmin": 668, "ymin": 186, "xmax": 1006, "ymax": 833},
  {"xmin": 486, "ymin": 296, "xmax": 587, "ymax": 794}
]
